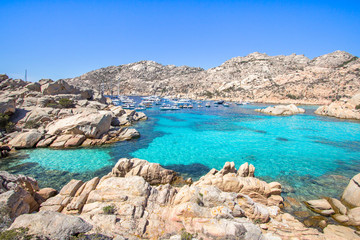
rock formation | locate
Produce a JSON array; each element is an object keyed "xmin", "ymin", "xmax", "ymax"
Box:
[
  {"xmin": 341, "ymin": 173, "xmax": 360, "ymax": 208},
  {"xmin": 27, "ymin": 160, "xmax": 328, "ymax": 239},
  {"xmin": 0, "ymin": 171, "xmax": 55, "ymax": 230},
  {"xmin": 255, "ymin": 104, "xmax": 305, "ymax": 115},
  {"xmin": 0, "ymin": 75, "xmax": 146, "ymax": 149},
  {"xmin": 304, "ymin": 172, "xmax": 360, "ymax": 237},
  {"xmin": 315, "ymin": 91, "xmax": 360, "ymax": 120},
  {"xmin": 65, "ymin": 51, "xmax": 360, "ymax": 104},
  {"xmin": 9, "ymin": 211, "xmax": 92, "ymax": 240},
  {"xmin": 108, "ymin": 158, "xmax": 179, "ymax": 185}
]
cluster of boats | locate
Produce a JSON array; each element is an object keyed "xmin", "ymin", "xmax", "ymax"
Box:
[{"xmin": 109, "ymin": 95, "xmax": 249, "ymax": 111}]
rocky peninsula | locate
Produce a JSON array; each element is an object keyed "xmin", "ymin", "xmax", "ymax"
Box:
[
  {"xmin": 3, "ymin": 159, "xmax": 359, "ymax": 239},
  {"xmin": 0, "ymin": 74, "xmax": 146, "ymax": 155},
  {"xmin": 315, "ymin": 91, "xmax": 360, "ymax": 120}
]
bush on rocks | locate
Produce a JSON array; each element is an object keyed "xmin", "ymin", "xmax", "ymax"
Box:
[
  {"xmin": 0, "ymin": 113, "xmax": 15, "ymax": 133},
  {"xmin": 59, "ymin": 98, "xmax": 74, "ymax": 108}
]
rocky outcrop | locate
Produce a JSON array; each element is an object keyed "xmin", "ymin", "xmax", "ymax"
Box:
[
  {"xmin": 323, "ymin": 224, "xmax": 360, "ymax": 240},
  {"xmin": 0, "ymin": 75, "xmax": 147, "ymax": 150},
  {"xmin": 108, "ymin": 105, "xmax": 147, "ymax": 126},
  {"xmin": 46, "ymin": 111, "xmax": 112, "ymax": 138},
  {"xmin": 41, "ymin": 79, "xmax": 93, "ymax": 99},
  {"xmin": 109, "ymin": 158, "xmax": 179, "ymax": 184},
  {"xmin": 9, "ymin": 211, "xmax": 92, "ymax": 240},
  {"xmin": 8, "ymin": 130, "xmax": 43, "ymax": 149},
  {"xmin": 315, "ymin": 92, "xmax": 360, "ymax": 120},
  {"xmin": 304, "ymin": 172, "xmax": 360, "ymax": 231},
  {"xmin": 0, "ymin": 171, "xmax": 42, "ymax": 230},
  {"xmin": 40, "ymin": 179, "xmax": 84, "ymax": 212},
  {"xmin": 194, "ymin": 162, "xmax": 283, "ymax": 207},
  {"xmin": 341, "ymin": 173, "xmax": 360, "ymax": 208},
  {"xmin": 79, "ymin": 176, "xmax": 266, "ymax": 239},
  {"xmin": 66, "ymin": 51, "xmax": 360, "ymax": 104},
  {"xmin": 255, "ymin": 104, "xmax": 305, "ymax": 116},
  {"xmin": 2, "ymin": 159, "xmax": 329, "ymax": 239},
  {"xmin": 0, "ymin": 96, "xmax": 15, "ymax": 115}
]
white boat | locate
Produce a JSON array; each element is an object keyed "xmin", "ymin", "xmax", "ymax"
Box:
[
  {"xmin": 112, "ymin": 99, "xmax": 121, "ymax": 105},
  {"xmin": 135, "ymin": 106, "xmax": 146, "ymax": 111},
  {"xmin": 142, "ymin": 95, "xmax": 161, "ymax": 102},
  {"xmin": 123, "ymin": 104, "xmax": 135, "ymax": 109},
  {"xmin": 118, "ymin": 96, "xmax": 133, "ymax": 103},
  {"xmin": 235, "ymin": 101, "xmax": 243, "ymax": 105},
  {"xmin": 140, "ymin": 100, "xmax": 153, "ymax": 107},
  {"xmin": 223, "ymin": 102, "xmax": 230, "ymax": 107},
  {"xmin": 205, "ymin": 102, "xmax": 211, "ymax": 107},
  {"xmin": 160, "ymin": 104, "xmax": 180, "ymax": 111}
]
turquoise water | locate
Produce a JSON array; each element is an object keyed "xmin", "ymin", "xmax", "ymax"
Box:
[{"xmin": 2, "ymin": 101, "xmax": 360, "ymax": 202}]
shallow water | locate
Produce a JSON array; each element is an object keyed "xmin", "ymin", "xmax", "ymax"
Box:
[{"xmin": 2, "ymin": 100, "xmax": 360, "ymax": 203}]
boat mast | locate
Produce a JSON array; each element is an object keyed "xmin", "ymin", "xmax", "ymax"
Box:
[{"xmin": 25, "ymin": 69, "xmax": 27, "ymax": 81}]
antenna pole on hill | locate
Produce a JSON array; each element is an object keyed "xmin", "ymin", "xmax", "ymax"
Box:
[{"xmin": 117, "ymin": 79, "xmax": 120, "ymax": 96}]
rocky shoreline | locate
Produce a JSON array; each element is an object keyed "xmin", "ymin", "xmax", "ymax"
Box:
[
  {"xmin": 315, "ymin": 92, "xmax": 360, "ymax": 120},
  {"xmin": 0, "ymin": 74, "xmax": 147, "ymax": 157},
  {"xmin": 1, "ymin": 159, "xmax": 359, "ymax": 239}
]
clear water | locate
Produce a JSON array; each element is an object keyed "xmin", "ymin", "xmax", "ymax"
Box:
[{"xmin": 2, "ymin": 100, "xmax": 360, "ymax": 204}]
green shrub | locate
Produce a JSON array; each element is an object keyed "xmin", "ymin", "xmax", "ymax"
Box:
[
  {"xmin": 103, "ymin": 205, "xmax": 115, "ymax": 214},
  {"xmin": 356, "ymin": 104, "xmax": 360, "ymax": 110},
  {"xmin": 0, "ymin": 227, "xmax": 32, "ymax": 240},
  {"xmin": 0, "ymin": 113, "xmax": 15, "ymax": 133},
  {"xmin": 286, "ymin": 94, "xmax": 297, "ymax": 100},
  {"xmin": 5, "ymin": 122, "xmax": 15, "ymax": 133},
  {"xmin": 0, "ymin": 113, "xmax": 10, "ymax": 130},
  {"xmin": 203, "ymin": 91, "xmax": 213, "ymax": 98},
  {"xmin": 24, "ymin": 120, "xmax": 40, "ymax": 129},
  {"xmin": 181, "ymin": 230, "xmax": 193, "ymax": 240},
  {"xmin": 338, "ymin": 56, "xmax": 359, "ymax": 68},
  {"xmin": 59, "ymin": 98, "xmax": 74, "ymax": 108},
  {"xmin": 45, "ymin": 102, "xmax": 59, "ymax": 108}
]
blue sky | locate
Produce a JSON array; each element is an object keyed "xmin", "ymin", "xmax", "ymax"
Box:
[{"xmin": 1, "ymin": 0, "xmax": 359, "ymax": 82}]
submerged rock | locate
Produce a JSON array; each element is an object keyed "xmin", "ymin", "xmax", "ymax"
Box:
[{"xmin": 304, "ymin": 199, "xmax": 335, "ymax": 216}]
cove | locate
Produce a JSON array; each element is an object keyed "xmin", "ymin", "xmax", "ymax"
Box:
[{"xmin": 2, "ymin": 103, "xmax": 360, "ymax": 202}]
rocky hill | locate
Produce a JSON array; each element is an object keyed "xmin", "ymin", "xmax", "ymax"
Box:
[{"xmin": 65, "ymin": 51, "xmax": 360, "ymax": 104}]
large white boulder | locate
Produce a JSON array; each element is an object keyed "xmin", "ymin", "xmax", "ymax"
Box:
[
  {"xmin": 255, "ymin": 104, "xmax": 305, "ymax": 116},
  {"xmin": 9, "ymin": 130, "xmax": 43, "ymax": 149},
  {"xmin": 46, "ymin": 111, "xmax": 112, "ymax": 138},
  {"xmin": 341, "ymin": 173, "xmax": 360, "ymax": 208},
  {"xmin": 9, "ymin": 211, "xmax": 92, "ymax": 240}
]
